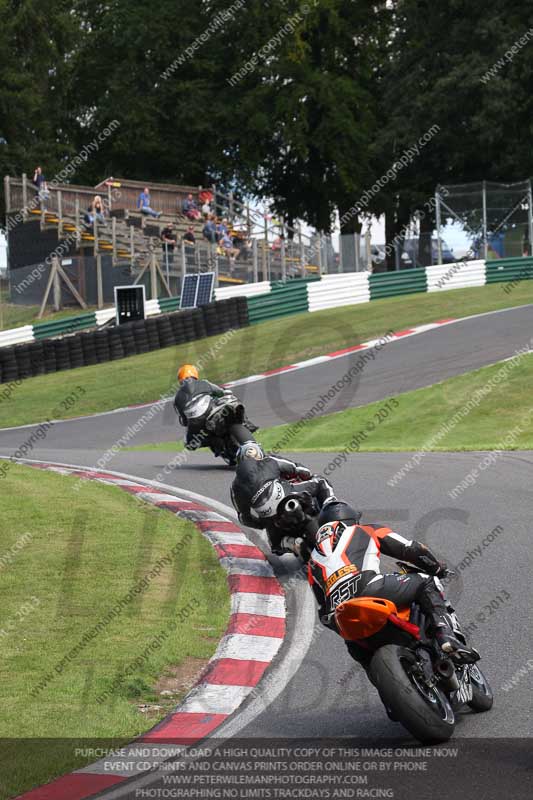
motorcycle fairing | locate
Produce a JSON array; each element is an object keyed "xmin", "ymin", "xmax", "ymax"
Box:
[{"xmin": 335, "ymin": 596, "xmax": 417, "ymax": 641}]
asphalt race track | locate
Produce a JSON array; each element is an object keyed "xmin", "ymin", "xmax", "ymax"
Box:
[
  {"xmin": 0, "ymin": 304, "xmax": 532, "ymax": 452},
  {"xmin": 1, "ymin": 305, "xmax": 532, "ymax": 796}
]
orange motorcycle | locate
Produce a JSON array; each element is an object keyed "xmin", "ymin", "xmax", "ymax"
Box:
[{"xmin": 335, "ymin": 563, "xmax": 493, "ymax": 743}]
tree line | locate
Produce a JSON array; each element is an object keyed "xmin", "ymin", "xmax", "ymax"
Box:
[{"xmin": 0, "ymin": 0, "xmax": 532, "ymax": 264}]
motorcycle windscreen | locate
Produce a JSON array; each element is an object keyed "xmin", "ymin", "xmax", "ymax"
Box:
[{"xmin": 335, "ymin": 597, "xmax": 407, "ymax": 641}]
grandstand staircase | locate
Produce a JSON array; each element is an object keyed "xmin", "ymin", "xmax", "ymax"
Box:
[{"xmin": 25, "ymin": 205, "xmax": 209, "ymax": 316}]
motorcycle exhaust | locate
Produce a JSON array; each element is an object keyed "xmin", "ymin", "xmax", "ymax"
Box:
[
  {"xmin": 284, "ymin": 498, "xmax": 305, "ymax": 523},
  {"xmin": 285, "ymin": 499, "xmax": 300, "ymax": 513},
  {"xmin": 435, "ymin": 658, "xmax": 459, "ymax": 691}
]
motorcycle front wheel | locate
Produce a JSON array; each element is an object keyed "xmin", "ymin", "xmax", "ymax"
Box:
[
  {"xmin": 467, "ymin": 664, "xmax": 493, "ymax": 711},
  {"xmin": 369, "ymin": 645, "xmax": 456, "ymax": 743}
]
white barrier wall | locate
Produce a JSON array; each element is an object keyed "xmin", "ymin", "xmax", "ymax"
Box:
[
  {"xmin": 95, "ymin": 308, "xmax": 115, "ymax": 325},
  {"xmin": 215, "ymin": 281, "xmax": 271, "ymax": 300},
  {"xmin": 145, "ymin": 299, "xmax": 162, "ymax": 317},
  {"xmin": 0, "ymin": 325, "xmax": 34, "ymax": 348},
  {"xmin": 0, "ymin": 259, "xmax": 498, "ymax": 350},
  {"xmin": 307, "ymin": 272, "xmax": 371, "ymax": 312},
  {"xmin": 426, "ymin": 260, "xmax": 485, "ymax": 292}
]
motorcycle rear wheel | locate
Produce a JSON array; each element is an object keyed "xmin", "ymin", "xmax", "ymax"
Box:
[
  {"xmin": 369, "ymin": 645, "xmax": 456, "ymax": 743},
  {"xmin": 467, "ymin": 664, "xmax": 493, "ymax": 711}
]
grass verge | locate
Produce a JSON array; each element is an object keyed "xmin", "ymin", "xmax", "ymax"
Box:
[
  {"xmin": 0, "ymin": 463, "xmax": 229, "ymax": 799},
  {"xmin": 0, "ymin": 281, "xmax": 532, "ymax": 429},
  {"xmin": 0, "ymin": 300, "xmax": 102, "ymax": 331},
  {"xmin": 130, "ymin": 352, "xmax": 533, "ymax": 454},
  {"xmin": 257, "ymin": 351, "xmax": 533, "ymax": 453}
]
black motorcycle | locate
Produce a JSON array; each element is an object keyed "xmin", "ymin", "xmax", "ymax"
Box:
[{"xmin": 182, "ymin": 391, "xmax": 257, "ymax": 466}]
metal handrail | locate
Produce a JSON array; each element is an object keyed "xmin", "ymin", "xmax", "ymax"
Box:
[{"xmin": 211, "ymin": 184, "xmax": 315, "ymax": 247}]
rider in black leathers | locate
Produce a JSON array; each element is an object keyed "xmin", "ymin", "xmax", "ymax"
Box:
[
  {"xmin": 173, "ymin": 364, "xmax": 257, "ymax": 455},
  {"xmin": 230, "ymin": 441, "xmax": 336, "ymax": 556},
  {"xmin": 174, "ymin": 365, "xmax": 228, "ymax": 451}
]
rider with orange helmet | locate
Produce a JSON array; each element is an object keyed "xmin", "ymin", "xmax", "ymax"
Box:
[
  {"xmin": 174, "ymin": 364, "xmax": 228, "ymax": 451},
  {"xmin": 174, "ymin": 364, "xmax": 257, "ymax": 457},
  {"xmin": 177, "ymin": 364, "xmax": 199, "ymax": 383}
]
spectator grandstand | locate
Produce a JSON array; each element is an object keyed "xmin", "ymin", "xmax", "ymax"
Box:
[{"xmin": 3, "ymin": 172, "xmax": 323, "ymax": 313}]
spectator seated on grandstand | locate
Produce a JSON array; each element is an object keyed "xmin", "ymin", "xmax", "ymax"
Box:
[
  {"xmin": 182, "ymin": 193, "xmax": 201, "ymax": 220},
  {"xmin": 32, "ymin": 166, "xmax": 49, "ymax": 207},
  {"xmin": 84, "ymin": 195, "xmax": 107, "ymax": 227},
  {"xmin": 242, "ymin": 237, "xmax": 253, "ymax": 259},
  {"xmin": 272, "ymin": 234, "xmax": 284, "ymax": 251},
  {"xmin": 216, "ymin": 217, "xmax": 229, "ymax": 238},
  {"xmin": 202, "ymin": 215, "xmax": 217, "ymax": 243},
  {"xmin": 138, "ymin": 187, "xmax": 161, "ymax": 218},
  {"xmin": 232, "ymin": 228, "xmax": 250, "ymax": 258},
  {"xmin": 219, "ymin": 231, "xmax": 240, "ymax": 262}
]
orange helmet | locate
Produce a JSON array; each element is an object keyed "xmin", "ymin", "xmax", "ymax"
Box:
[{"xmin": 177, "ymin": 364, "xmax": 199, "ymax": 383}]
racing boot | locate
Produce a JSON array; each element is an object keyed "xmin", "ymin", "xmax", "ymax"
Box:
[
  {"xmin": 418, "ymin": 579, "xmax": 479, "ymax": 662},
  {"xmin": 433, "ymin": 614, "xmax": 480, "ymax": 663},
  {"xmin": 434, "ymin": 614, "xmax": 467, "ymax": 653}
]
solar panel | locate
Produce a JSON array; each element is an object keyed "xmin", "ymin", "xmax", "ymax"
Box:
[
  {"xmin": 179, "ymin": 272, "xmax": 215, "ymax": 309},
  {"xmin": 196, "ymin": 272, "xmax": 215, "ymax": 306},
  {"xmin": 180, "ymin": 274, "xmax": 199, "ymax": 309}
]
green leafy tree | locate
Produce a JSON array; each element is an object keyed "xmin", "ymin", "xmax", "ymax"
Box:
[
  {"xmin": 375, "ymin": 0, "xmax": 533, "ymax": 265},
  {"xmin": 0, "ymin": 0, "xmax": 78, "ymax": 214},
  {"xmin": 71, "ymin": 0, "xmax": 243, "ymax": 186},
  {"xmin": 216, "ymin": 0, "xmax": 386, "ymax": 233}
]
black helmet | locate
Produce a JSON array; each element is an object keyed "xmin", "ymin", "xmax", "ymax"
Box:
[{"xmin": 318, "ymin": 500, "xmax": 361, "ymax": 527}]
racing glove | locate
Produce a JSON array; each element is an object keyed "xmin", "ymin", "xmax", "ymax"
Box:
[
  {"xmin": 410, "ymin": 543, "xmax": 446, "ymax": 576},
  {"xmin": 184, "ymin": 431, "xmax": 204, "ymax": 451}
]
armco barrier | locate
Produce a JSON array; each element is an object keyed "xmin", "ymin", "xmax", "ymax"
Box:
[
  {"xmin": 3, "ymin": 258, "xmax": 532, "ymax": 351},
  {"xmin": 369, "ymin": 267, "xmax": 428, "ymax": 299},
  {"xmin": 485, "ymin": 256, "xmax": 533, "ymax": 286},
  {"xmin": 0, "ymin": 298, "xmax": 187, "ymax": 350},
  {"xmin": 247, "ymin": 278, "xmax": 316, "ymax": 324},
  {"xmin": 427, "ymin": 260, "xmax": 485, "ymax": 292},
  {"xmin": 244, "ymin": 262, "xmax": 493, "ymax": 323},
  {"xmin": 307, "ymin": 272, "xmax": 370, "ymax": 312},
  {"xmin": 0, "ymin": 296, "xmax": 249, "ymax": 384},
  {"xmin": 157, "ymin": 296, "xmax": 181, "ymax": 313},
  {"xmin": 33, "ymin": 311, "xmax": 98, "ymax": 340}
]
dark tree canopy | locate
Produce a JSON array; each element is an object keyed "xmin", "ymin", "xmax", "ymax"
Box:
[{"xmin": 1, "ymin": 0, "xmax": 533, "ymax": 243}]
